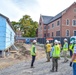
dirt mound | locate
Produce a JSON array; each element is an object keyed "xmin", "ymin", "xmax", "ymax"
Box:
[{"xmin": 13, "ymin": 43, "xmax": 31, "ymax": 60}]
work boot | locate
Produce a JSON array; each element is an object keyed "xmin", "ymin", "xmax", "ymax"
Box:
[
  {"xmin": 50, "ymin": 70, "xmax": 54, "ymax": 72},
  {"xmin": 30, "ymin": 66, "xmax": 35, "ymax": 68},
  {"xmin": 55, "ymin": 69, "xmax": 58, "ymax": 72}
]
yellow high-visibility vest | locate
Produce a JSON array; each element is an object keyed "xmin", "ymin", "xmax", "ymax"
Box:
[
  {"xmin": 63, "ymin": 42, "xmax": 68, "ymax": 51},
  {"xmin": 30, "ymin": 45, "xmax": 36, "ymax": 56},
  {"xmin": 46, "ymin": 44, "xmax": 51, "ymax": 52},
  {"xmin": 52, "ymin": 45, "xmax": 60, "ymax": 57}
]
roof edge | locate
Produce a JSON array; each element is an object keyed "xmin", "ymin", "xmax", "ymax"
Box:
[{"xmin": 0, "ymin": 13, "xmax": 16, "ymax": 34}]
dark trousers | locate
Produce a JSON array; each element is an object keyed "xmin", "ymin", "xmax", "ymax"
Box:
[
  {"xmin": 52, "ymin": 57, "xmax": 59, "ymax": 71},
  {"xmin": 31, "ymin": 55, "xmax": 36, "ymax": 67},
  {"xmin": 70, "ymin": 50, "xmax": 73, "ymax": 57}
]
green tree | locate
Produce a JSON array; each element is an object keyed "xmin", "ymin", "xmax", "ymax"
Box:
[
  {"xmin": 19, "ymin": 15, "xmax": 38, "ymax": 37},
  {"xmin": 11, "ymin": 15, "xmax": 38, "ymax": 37}
]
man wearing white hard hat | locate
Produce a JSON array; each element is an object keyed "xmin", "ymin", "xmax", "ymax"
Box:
[
  {"xmin": 51, "ymin": 40, "xmax": 60, "ymax": 72},
  {"xmin": 62, "ymin": 38, "xmax": 68, "ymax": 63},
  {"xmin": 69, "ymin": 41, "xmax": 74, "ymax": 57},
  {"xmin": 58, "ymin": 41, "xmax": 62, "ymax": 50},
  {"xmin": 30, "ymin": 40, "xmax": 37, "ymax": 68},
  {"xmin": 46, "ymin": 40, "xmax": 51, "ymax": 62},
  {"xmin": 70, "ymin": 40, "xmax": 76, "ymax": 75}
]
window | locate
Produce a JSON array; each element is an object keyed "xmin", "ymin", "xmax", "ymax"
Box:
[
  {"xmin": 56, "ymin": 31, "xmax": 60, "ymax": 36},
  {"xmin": 74, "ymin": 8, "xmax": 76, "ymax": 13},
  {"xmin": 44, "ymin": 26, "xmax": 46, "ymax": 29},
  {"xmin": 74, "ymin": 31, "xmax": 76, "ymax": 36},
  {"xmin": 48, "ymin": 26, "xmax": 50, "ymax": 29},
  {"xmin": 72, "ymin": 20, "xmax": 76, "ymax": 26},
  {"xmin": 57, "ymin": 21, "xmax": 60, "ymax": 26},
  {"xmin": 52, "ymin": 24, "xmax": 54, "ymax": 28},
  {"xmin": 47, "ymin": 33, "xmax": 50, "ymax": 37},
  {"xmin": 52, "ymin": 32, "xmax": 54, "ymax": 37},
  {"xmin": 66, "ymin": 19, "xmax": 70, "ymax": 25},
  {"xmin": 66, "ymin": 30, "xmax": 70, "ymax": 36},
  {"xmin": 44, "ymin": 34, "xmax": 46, "ymax": 37},
  {"xmin": 39, "ymin": 22, "xmax": 41, "ymax": 25}
]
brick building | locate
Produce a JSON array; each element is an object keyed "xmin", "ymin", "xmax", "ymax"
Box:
[{"xmin": 38, "ymin": 2, "xmax": 76, "ymax": 39}]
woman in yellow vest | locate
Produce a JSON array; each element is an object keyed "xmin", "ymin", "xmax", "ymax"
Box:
[
  {"xmin": 63, "ymin": 38, "xmax": 68, "ymax": 63},
  {"xmin": 30, "ymin": 40, "xmax": 37, "ymax": 68},
  {"xmin": 58, "ymin": 41, "xmax": 62, "ymax": 51},
  {"xmin": 69, "ymin": 41, "xmax": 74, "ymax": 57},
  {"xmin": 70, "ymin": 42, "xmax": 76, "ymax": 75},
  {"xmin": 50, "ymin": 40, "xmax": 60, "ymax": 72}
]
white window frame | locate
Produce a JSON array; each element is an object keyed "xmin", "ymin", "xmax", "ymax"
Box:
[
  {"xmin": 73, "ymin": 30, "xmax": 76, "ymax": 36},
  {"xmin": 52, "ymin": 23, "xmax": 54, "ymax": 28},
  {"xmin": 66, "ymin": 30, "xmax": 70, "ymax": 37},
  {"xmin": 56, "ymin": 30, "xmax": 60, "ymax": 36},
  {"xmin": 48, "ymin": 25, "xmax": 50, "ymax": 30},
  {"xmin": 72, "ymin": 19, "xmax": 76, "ymax": 26},
  {"xmin": 44, "ymin": 26, "xmax": 46, "ymax": 30},
  {"xmin": 57, "ymin": 20, "xmax": 60, "ymax": 26},
  {"xmin": 66, "ymin": 19, "xmax": 70, "ymax": 26},
  {"xmin": 74, "ymin": 8, "xmax": 76, "ymax": 13}
]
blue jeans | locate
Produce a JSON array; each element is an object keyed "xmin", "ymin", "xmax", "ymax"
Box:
[{"xmin": 73, "ymin": 63, "xmax": 76, "ymax": 75}]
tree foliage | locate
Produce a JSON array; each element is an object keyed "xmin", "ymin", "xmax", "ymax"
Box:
[{"xmin": 11, "ymin": 15, "xmax": 38, "ymax": 37}]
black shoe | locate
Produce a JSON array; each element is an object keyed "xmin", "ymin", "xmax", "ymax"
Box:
[
  {"xmin": 30, "ymin": 66, "xmax": 35, "ymax": 68},
  {"xmin": 50, "ymin": 70, "xmax": 54, "ymax": 72},
  {"xmin": 55, "ymin": 70, "xmax": 58, "ymax": 72}
]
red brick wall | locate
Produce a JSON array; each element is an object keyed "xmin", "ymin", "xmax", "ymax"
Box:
[
  {"xmin": 62, "ymin": 3, "xmax": 76, "ymax": 37},
  {"xmin": 48, "ymin": 18, "xmax": 61, "ymax": 37},
  {"xmin": 38, "ymin": 3, "xmax": 76, "ymax": 38},
  {"xmin": 38, "ymin": 17, "xmax": 44, "ymax": 38}
]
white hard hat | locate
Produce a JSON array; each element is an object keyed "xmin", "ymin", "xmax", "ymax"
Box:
[
  {"xmin": 33, "ymin": 40, "xmax": 37, "ymax": 43},
  {"xmin": 54, "ymin": 40, "xmax": 58, "ymax": 44},
  {"xmin": 64, "ymin": 38, "xmax": 67, "ymax": 41},
  {"xmin": 46, "ymin": 40, "xmax": 49, "ymax": 43}
]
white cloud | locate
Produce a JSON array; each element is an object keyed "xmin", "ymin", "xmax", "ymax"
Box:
[
  {"xmin": 37, "ymin": 0, "xmax": 75, "ymax": 16},
  {"xmin": 0, "ymin": 0, "xmax": 75, "ymax": 22},
  {"xmin": 0, "ymin": 0, "xmax": 25, "ymax": 21}
]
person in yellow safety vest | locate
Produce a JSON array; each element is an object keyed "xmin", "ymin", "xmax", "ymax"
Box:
[
  {"xmin": 58, "ymin": 41, "xmax": 62, "ymax": 51},
  {"xmin": 70, "ymin": 40, "xmax": 76, "ymax": 75},
  {"xmin": 46, "ymin": 40, "xmax": 51, "ymax": 62},
  {"xmin": 50, "ymin": 40, "xmax": 60, "ymax": 72},
  {"xmin": 30, "ymin": 40, "xmax": 37, "ymax": 68},
  {"xmin": 58, "ymin": 41, "xmax": 62, "ymax": 59},
  {"xmin": 69, "ymin": 41, "xmax": 74, "ymax": 57},
  {"xmin": 63, "ymin": 38, "xmax": 68, "ymax": 63}
]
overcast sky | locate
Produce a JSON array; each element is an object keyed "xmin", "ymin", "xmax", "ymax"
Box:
[{"xmin": 0, "ymin": 0, "xmax": 76, "ymax": 22}]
